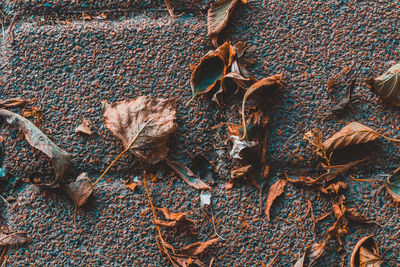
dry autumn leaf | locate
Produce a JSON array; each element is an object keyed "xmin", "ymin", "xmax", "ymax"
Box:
[
  {"xmin": 154, "ymin": 207, "xmax": 195, "ymax": 228},
  {"xmin": 0, "ymin": 96, "xmax": 36, "ymax": 108},
  {"xmin": 265, "ymin": 178, "xmax": 287, "ymax": 221},
  {"xmin": 191, "ymin": 154, "xmax": 215, "ymax": 185},
  {"xmin": 207, "ymin": 0, "xmax": 246, "ymax": 47},
  {"xmin": 367, "ymin": 63, "xmax": 400, "ymax": 106},
  {"xmin": 350, "ymin": 236, "xmax": 384, "ymax": 267},
  {"xmin": 384, "ymin": 166, "xmax": 400, "ymax": 202},
  {"xmin": 189, "ymin": 42, "xmax": 235, "ymax": 104},
  {"xmin": 63, "ymin": 172, "xmax": 93, "ymax": 208},
  {"xmin": 166, "ymin": 160, "xmax": 211, "ymax": 190},
  {"xmin": 294, "ymin": 240, "xmax": 326, "ymax": 267},
  {"xmin": 103, "ymin": 95, "xmax": 177, "ymax": 164},
  {"xmin": 230, "ymin": 165, "xmax": 252, "ymax": 180},
  {"xmin": 75, "ymin": 117, "xmax": 93, "ymax": 135},
  {"xmin": 125, "ymin": 182, "xmax": 137, "ymax": 192},
  {"xmin": 0, "ymin": 232, "xmax": 31, "ymax": 247},
  {"xmin": 179, "ymin": 238, "xmax": 219, "ymax": 256},
  {"xmin": 241, "ymin": 74, "xmax": 285, "ymax": 139},
  {"xmin": 0, "ymin": 109, "xmax": 72, "ymax": 187}
]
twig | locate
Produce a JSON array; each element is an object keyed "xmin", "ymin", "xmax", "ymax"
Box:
[
  {"xmin": 164, "ymin": 0, "xmax": 176, "ymax": 18},
  {"xmin": 266, "ymin": 249, "xmax": 280, "ymax": 267}
]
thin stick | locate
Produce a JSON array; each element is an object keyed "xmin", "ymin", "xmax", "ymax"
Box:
[
  {"xmin": 185, "ymin": 94, "xmax": 196, "ymax": 106},
  {"xmin": 92, "ymin": 122, "xmax": 148, "ymax": 187},
  {"xmin": 266, "ymin": 250, "xmax": 280, "ymax": 267},
  {"xmin": 164, "ymin": 0, "xmax": 176, "ymax": 18},
  {"xmin": 73, "ymin": 206, "xmax": 77, "ymax": 229},
  {"xmin": 350, "ymin": 176, "xmax": 380, "ymax": 182}
]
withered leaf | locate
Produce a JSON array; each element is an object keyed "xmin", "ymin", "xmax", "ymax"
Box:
[
  {"xmin": 323, "ymin": 122, "xmax": 379, "ymax": 152},
  {"xmin": 166, "ymin": 160, "xmax": 211, "ymax": 190},
  {"xmin": 230, "ymin": 165, "xmax": 252, "ymax": 180},
  {"xmin": 0, "ymin": 232, "xmax": 31, "ymax": 246},
  {"xmin": 367, "ymin": 63, "xmax": 400, "ymax": 106},
  {"xmin": 350, "ymin": 236, "xmax": 384, "ymax": 267},
  {"xmin": 294, "ymin": 240, "xmax": 326, "ymax": 267},
  {"xmin": 155, "ymin": 207, "xmax": 195, "ymax": 228},
  {"xmin": 0, "ymin": 109, "xmax": 72, "ymax": 187},
  {"xmin": 207, "ymin": 0, "xmax": 246, "ymax": 47},
  {"xmin": 384, "ymin": 166, "xmax": 400, "ymax": 202},
  {"xmin": 75, "ymin": 117, "xmax": 93, "ymax": 135},
  {"xmin": 200, "ymin": 190, "xmax": 212, "ymax": 206},
  {"xmin": 228, "ymin": 135, "xmax": 257, "ymax": 160},
  {"xmin": 179, "ymin": 238, "xmax": 219, "ymax": 256},
  {"xmin": 265, "ymin": 178, "xmax": 287, "ymax": 221},
  {"xmin": 332, "ymin": 78, "xmax": 356, "ymax": 114},
  {"xmin": 325, "ymin": 181, "xmax": 347, "ymax": 194},
  {"xmin": 189, "ymin": 42, "xmax": 235, "ymax": 104},
  {"xmin": 103, "ymin": 95, "xmax": 177, "ymax": 164},
  {"xmin": 241, "ymin": 74, "xmax": 285, "ymax": 139},
  {"xmin": 64, "ymin": 172, "xmax": 93, "ymax": 208},
  {"xmin": 191, "ymin": 154, "xmax": 215, "ymax": 185},
  {"xmin": 0, "ymin": 96, "xmax": 36, "ymax": 108},
  {"xmin": 125, "ymin": 182, "xmax": 137, "ymax": 192}
]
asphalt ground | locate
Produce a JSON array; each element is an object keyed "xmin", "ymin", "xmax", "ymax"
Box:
[{"xmin": 0, "ymin": 0, "xmax": 400, "ymax": 266}]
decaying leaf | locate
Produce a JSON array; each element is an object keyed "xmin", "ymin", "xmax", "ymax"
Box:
[
  {"xmin": 166, "ymin": 160, "xmax": 211, "ymax": 190},
  {"xmin": 125, "ymin": 182, "xmax": 137, "ymax": 192},
  {"xmin": 325, "ymin": 181, "xmax": 347, "ymax": 194},
  {"xmin": 0, "ymin": 232, "xmax": 31, "ymax": 247},
  {"xmin": 367, "ymin": 63, "xmax": 400, "ymax": 106},
  {"xmin": 191, "ymin": 154, "xmax": 215, "ymax": 185},
  {"xmin": 200, "ymin": 190, "xmax": 212, "ymax": 207},
  {"xmin": 155, "ymin": 207, "xmax": 195, "ymax": 228},
  {"xmin": 189, "ymin": 42, "xmax": 235, "ymax": 104},
  {"xmin": 0, "ymin": 96, "xmax": 36, "ymax": 108},
  {"xmin": 294, "ymin": 240, "xmax": 327, "ymax": 267},
  {"xmin": 228, "ymin": 135, "xmax": 257, "ymax": 160},
  {"xmin": 323, "ymin": 122, "xmax": 380, "ymax": 152},
  {"xmin": 350, "ymin": 236, "xmax": 384, "ymax": 267},
  {"xmin": 0, "ymin": 109, "xmax": 72, "ymax": 187},
  {"xmin": 64, "ymin": 172, "xmax": 93, "ymax": 208},
  {"xmin": 75, "ymin": 117, "xmax": 93, "ymax": 135},
  {"xmin": 241, "ymin": 74, "xmax": 285, "ymax": 139},
  {"xmin": 304, "ymin": 129, "xmax": 327, "ymax": 159},
  {"xmin": 265, "ymin": 178, "xmax": 287, "ymax": 221},
  {"xmin": 332, "ymin": 78, "xmax": 357, "ymax": 114},
  {"xmin": 179, "ymin": 238, "xmax": 219, "ymax": 256},
  {"xmin": 207, "ymin": 0, "xmax": 246, "ymax": 47},
  {"xmin": 230, "ymin": 165, "xmax": 252, "ymax": 180},
  {"xmin": 384, "ymin": 166, "xmax": 400, "ymax": 202},
  {"xmin": 103, "ymin": 95, "xmax": 177, "ymax": 164}
]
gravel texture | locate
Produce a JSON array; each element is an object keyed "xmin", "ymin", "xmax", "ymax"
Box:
[{"xmin": 1, "ymin": 0, "xmax": 400, "ymax": 266}]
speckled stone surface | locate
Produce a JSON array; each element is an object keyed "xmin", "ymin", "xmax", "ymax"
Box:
[{"xmin": 1, "ymin": 0, "xmax": 400, "ymax": 266}]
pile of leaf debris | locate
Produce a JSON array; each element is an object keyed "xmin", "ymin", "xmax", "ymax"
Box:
[{"xmin": 1, "ymin": 0, "xmax": 400, "ymax": 266}]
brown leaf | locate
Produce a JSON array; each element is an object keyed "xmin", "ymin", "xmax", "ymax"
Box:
[
  {"xmin": 82, "ymin": 12, "xmax": 92, "ymax": 20},
  {"xmin": 344, "ymin": 207, "xmax": 375, "ymax": 224},
  {"xmin": 325, "ymin": 181, "xmax": 347, "ymax": 194},
  {"xmin": 0, "ymin": 232, "xmax": 31, "ymax": 247},
  {"xmin": 230, "ymin": 165, "xmax": 252, "ymax": 180},
  {"xmin": 304, "ymin": 129, "xmax": 326, "ymax": 159},
  {"xmin": 75, "ymin": 117, "xmax": 93, "ymax": 135},
  {"xmin": 323, "ymin": 122, "xmax": 379, "ymax": 152},
  {"xmin": 384, "ymin": 166, "xmax": 400, "ymax": 202},
  {"xmin": 189, "ymin": 42, "xmax": 235, "ymax": 103},
  {"xmin": 0, "ymin": 109, "xmax": 72, "ymax": 187},
  {"xmin": 265, "ymin": 179, "xmax": 287, "ymax": 221},
  {"xmin": 241, "ymin": 74, "xmax": 285, "ymax": 139},
  {"xmin": 319, "ymin": 159, "xmax": 367, "ymax": 184},
  {"xmin": 64, "ymin": 172, "xmax": 93, "ymax": 208},
  {"xmin": 207, "ymin": 0, "xmax": 243, "ymax": 47},
  {"xmin": 332, "ymin": 77, "xmax": 356, "ymax": 114},
  {"xmin": 180, "ymin": 238, "xmax": 219, "ymax": 256},
  {"xmin": 155, "ymin": 207, "xmax": 195, "ymax": 228},
  {"xmin": 367, "ymin": 63, "xmax": 400, "ymax": 106},
  {"xmin": 125, "ymin": 182, "xmax": 137, "ymax": 192},
  {"xmin": 294, "ymin": 240, "xmax": 327, "ymax": 267},
  {"xmin": 0, "ymin": 96, "xmax": 36, "ymax": 108},
  {"xmin": 103, "ymin": 95, "xmax": 177, "ymax": 164},
  {"xmin": 228, "ymin": 135, "xmax": 257, "ymax": 160},
  {"xmin": 350, "ymin": 236, "xmax": 384, "ymax": 267},
  {"xmin": 166, "ymin": 160, "xmax": 211, "ymax": 190}
]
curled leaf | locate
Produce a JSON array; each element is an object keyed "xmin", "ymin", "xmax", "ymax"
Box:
[
  {"xmin": 166, "ymin": 160, "xmax": 211, "ymax": 190},
  {"xmin": 367, "ymin": 63, "xmax": 400, "ymax": 106},
  {"xmin": 0, "ymin": 96, "xmax": 36, "ymax": 108},
  {"xmin": 325, "ymin": 181, "xmax": 347, "ymax": 194},
  {"xmin": 241, "ymin": 74, "xmax": 285, "ymax": 140},
  {"xmin": 350, "ymin": 236, "xmax": 384, "ymax": 267},
  {"xmin": 384, "ymin": 166, "xmax": 400, "ymax": 202},
  {"xmin": 0, "ymin": 232, "xmax": 31, "ymax": 247},
  {"xmin": 265, "ymin": 178, "xmax": 287, "ymax": 221},
  {"xmin": 294, "ymin": 240, "xmax": 326, "ymax": 267},
  {"xmin": 332, "ymin": 77, "xmax": 356, "ymax": 114},
  {"xmin": 103, "ymin": 95, "xmax": 177, "ymax": 164},
  {"xmin": 179, "ymin": 238, "xmax": 219, "ymax": 256},
  {"xmin": 75, "ymin": 117, "xmax": 93, "ymax": 135},
  {"xmin": 0, "ymin": 109, "xmax": 72, "ymax": 187},
  {"xmin": 155, "ymin": 207, "xmax": 195, "ymax": 228},
  {"xmin": 228, "ymin": 135, "xmax": 257, "ymax": 160},
  {"xmin": 230, "ymin": 165, "xmax": 252, "ymax": 180},
  {"xmin": 207, "ymin": 0, "xmax": 244, "ymax": 47},
  {"xmin": 189, "ymin": 42, "xmax": 235, "ymax": 104},
  {"xmin": 64, "ymin": 172, "xmax": 93, "ymax": 208}
]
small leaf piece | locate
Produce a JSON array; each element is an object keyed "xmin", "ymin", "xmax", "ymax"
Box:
[
  {"xmin": 0, "ymin": 96, "xmax": 36, "ymax": 108},
  {"xmin": 64, "ymin": 172, "xmax": 93, "ymax": 208},
  {"xmin": 323, "ymin": 122, "xmax": 379, "ymax": 152},
  {"xmin": 265, "ymin": 178, "xmax": 287, "ymax": 221},
  {"xmin": 75, "ymin": 117, "xmax": 93, "ymax": 135},
  {"xmin": 350, "ymin": 235, "xmax": 384, "ymax": 267},
  {"xmin": 0, "ymin": 109, "xmax": 72, "ymax": 187},
  {"xmin": 166, "ymin": 160, "xmax": 211, "ymax": 190},
  {"xmin": 384, "ymin": 166, "xmax": 400, "ymax": 202},
  {"xmin": 0, "ymin": 232, "xmax": 31, "ymax": 247},
  {"xmin": 294, "ymin": 240, "xmax": 327, "ymax": 267},
  {"xmin": 155, "ymin": 207, "xmax": 195, "ymax": 228},
  {"xmin": 191, "ymin": 154, "xmax": 215, "ymax": 185},
  {"xmin": 179, "ymin": 238, "xmax": 219, "ymax": 256},
  {"xmin": 207, "ymin": 0, "xmax": 241, "ymax": 47},
  {"xmin": 103, "ymin": 95, "xmax": 177, "ymax": 164},
  {"xmin": 125, "ymin": 182, "xmax": 137, "ymax": 192},
  {"xmin": 368, "ymin": 63, "xmax": 400, "ymax": 106}
]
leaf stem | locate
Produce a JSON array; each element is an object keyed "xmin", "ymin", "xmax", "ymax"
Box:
[
  {"xmin": 92, "ymin": 122, "xmax": 148, "ymax": 187},
  {"xmin": 185, "ymin": 94, "xmax": 196, "ymax": 107},
  {"xmin": 351, "ymin": 176, "xmax": 380, "ymax": 182}
]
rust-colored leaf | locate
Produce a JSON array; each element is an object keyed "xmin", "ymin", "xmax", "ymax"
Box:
[
  {"xmin": 294, "ymin": 240, "xmax": 327, "ymax": 267},
  {"xmin": 103, "ymin": 95, "xmax": 177, "ymax": 164},
  {"xmin": 367, "ymin": 63, "xmax": 400, "ymax": 106},
  {"xmin": 384, "ymin": 166, "xmax": 400, "ymax": 202},
  {"xmin": 75, "ymin": 117, "xmax": 93, "ymax": 135},
  {"xmin": 0, "ymin": 232, "xmax": 31, "ymax": 247},
  {"xmin": 325, "ymin": 181, "xmax": 347, "ymax": 194},
  {"xmin": 265, "ymin": 178, "xmax": 287, "ymax": 221},
  {"xmin": 350, "ymin": 236, "xmax": 384, "ymax": 267},
  {"xmin": 166, "ymin": 160, "xmax": 211, "ymax": 190},
  {"xmin": 155, "ymin": 207, "xmax": 195, "ymax": 228},
  {"xmin": 230, "ymin": 165, "xmax": 252, "ymax": 180},
  {"xmin": 180, "ymin": 238, "xmax": 219, "ymax": 256},
  {"xmin": 64, "ymin": 172, "xmax": 93, "ymax": 208},
  {"xmin": 0, "ymin": 109, "xmax": 72, "ymax": 187},
  {"xmin": 125, "ymin": 182, "xmax": 137, "ymax": 192},
  {"xmin": 0, "ymin": 96, "xmax": 36, "ymax": 108}
]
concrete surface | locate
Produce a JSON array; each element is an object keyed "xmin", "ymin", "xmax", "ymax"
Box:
[{"xmin": 1, "ymin": 0, "xmax": 400, "ymax": 266}]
